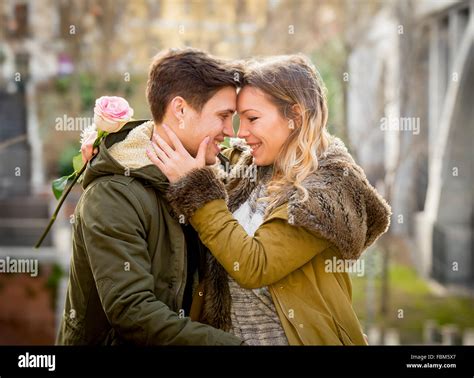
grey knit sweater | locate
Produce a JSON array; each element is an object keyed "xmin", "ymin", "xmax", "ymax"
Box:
[{"xmin": 228, "ymin": 177, "xmax": 288, "ymax": 345}]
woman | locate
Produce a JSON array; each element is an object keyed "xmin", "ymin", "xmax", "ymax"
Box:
[{"xmin": 145, "ymin": 54, "xmax": 391, "ymax": 345}]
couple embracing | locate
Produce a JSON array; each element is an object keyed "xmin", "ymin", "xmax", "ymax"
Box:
[{"xmin": 57, "ymin": 48, "xmax": 391, "ymax": 346}]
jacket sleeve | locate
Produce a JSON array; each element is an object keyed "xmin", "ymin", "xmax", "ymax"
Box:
[
  {"xmin": 166, "ymin": 167, "xmax": 332, "ymax": 289},
  {"xmin": 80, "ymin": 179, "xmax": 241, "ymax": 345}
]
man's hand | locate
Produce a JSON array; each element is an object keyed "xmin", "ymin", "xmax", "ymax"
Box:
[
  {"xmin": 81, "ymin": 130, "xmax": 98, "ymax": 164},
  {"xmin": 146, "ymin": 124, "xmax": 209, "ymax": 183}
]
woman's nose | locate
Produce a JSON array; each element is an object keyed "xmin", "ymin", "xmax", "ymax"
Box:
[{"xmin": 237, "ymin": 122, "xmax": 250, "ymax": 139}]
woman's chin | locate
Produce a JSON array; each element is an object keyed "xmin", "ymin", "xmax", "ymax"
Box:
[
  {"xmin": 253, "ymin": 156, "xmax": 267, "ymax": 166},
  {"xmin": 253, "ymin": 153, "xmax": 277, "ymax": 167}
]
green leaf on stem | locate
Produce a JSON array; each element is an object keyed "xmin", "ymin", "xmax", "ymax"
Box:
[
  {"xmin": 72, "ymin": 153, "xmax": 83, "ymax": 173},
  {"xmin": 52, "ymin": 175, "xmax": 72, "ymax": 200}
]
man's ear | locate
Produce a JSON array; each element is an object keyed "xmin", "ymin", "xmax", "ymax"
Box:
[{"xmin": 170, "ymin": 96, "xmax": 186, "ymax": 120}]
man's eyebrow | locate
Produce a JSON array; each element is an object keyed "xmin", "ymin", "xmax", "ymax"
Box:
[{"xmin": 217, "ymin": 109, "xmax": 235, "ymax": 115}]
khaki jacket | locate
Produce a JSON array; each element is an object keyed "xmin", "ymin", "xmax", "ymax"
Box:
[
  {"xmin": 57, "ymin": 120, "xmax": 241, "ymax": 345},
  {"xmin": 167, "ymin": 137, "xmax": 391, "ymax": 345}
]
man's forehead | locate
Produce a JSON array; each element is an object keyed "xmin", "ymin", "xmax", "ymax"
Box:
[{"xmin": 204, "ymin": 87, "xmax": 237, "ymax": 112}]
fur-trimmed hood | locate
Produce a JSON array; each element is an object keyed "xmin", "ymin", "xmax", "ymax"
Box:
[{"xmin": 220, "ymin": 136, "xmax": 391, "ymax": 261}]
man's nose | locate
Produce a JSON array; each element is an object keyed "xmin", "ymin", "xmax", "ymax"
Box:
[
  {"xmin": 222, "ymin": 121, "xmax": 234, "ymax": 137},
  {"xmin": 223, "ymin": 116, "xmax": 238, "ymax": 138}
]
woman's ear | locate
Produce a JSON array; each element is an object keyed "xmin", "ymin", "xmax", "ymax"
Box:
[{"xmin": 291, "ymin": 104, "xmax": 303, "ymax": 127}]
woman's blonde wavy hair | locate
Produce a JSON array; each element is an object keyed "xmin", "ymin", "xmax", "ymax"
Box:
[{"xmin": 242, "ymin": 54, "xmax": 330, "ymax": 212}]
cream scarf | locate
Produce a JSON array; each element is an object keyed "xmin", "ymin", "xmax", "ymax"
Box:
[{"xmin": 108, "ymin": 120, "xmax": 155, "ymax": 169}]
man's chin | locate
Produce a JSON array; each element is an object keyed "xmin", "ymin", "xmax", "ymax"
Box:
[{"xmin": 205, "ymin": 153, "xmax": 219, "ymax": 166}]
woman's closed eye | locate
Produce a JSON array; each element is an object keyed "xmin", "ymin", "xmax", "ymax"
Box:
[{"xmin": 248, "ymin": 116, "xmax": 259, "ymax": 122}]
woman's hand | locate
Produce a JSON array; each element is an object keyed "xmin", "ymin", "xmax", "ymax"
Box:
[
  {"xmin": 80, "ymin": 131, "xmax": 98, "ymax": 164},
  {"xmin": 146, "ymin": 124, "xmax": 209, "ymax": 183}
]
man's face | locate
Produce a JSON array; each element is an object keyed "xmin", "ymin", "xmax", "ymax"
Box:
[{"xmin": 175, "ymin": 86, "xmax": 237, "ymax": 165}]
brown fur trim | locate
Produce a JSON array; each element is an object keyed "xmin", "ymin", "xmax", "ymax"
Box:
[
  {"xmin": 286, "ymin": 137, "xmax": 391, "ymax": 260},
  {"xmin": 166, "ymin": 167, "xmax": 227, "ymax": 223},
  {"xmin": 199, "ymin": 252, "xmax": 232, "ymax": 331},
  {"xmin": 166, "ymin": 167, "xmax": 233, "ymax": 330}
]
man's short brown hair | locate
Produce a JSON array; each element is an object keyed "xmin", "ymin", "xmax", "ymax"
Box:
[{"xmin": 146, "ymin": 48, "xmax": 242, "ymax": 122}]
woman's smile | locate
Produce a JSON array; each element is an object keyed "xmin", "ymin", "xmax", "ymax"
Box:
[{"xmin": 247, "ymin": 141, "xmax": 263, "ymax": 155}]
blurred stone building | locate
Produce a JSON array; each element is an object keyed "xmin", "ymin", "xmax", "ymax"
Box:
[
  {"xmin": 347, "ymin": 0, "xmax": 473, "ymax": 290},
  {"xmin": 0, "ymin": 0, "xmax": 56, "ymax": 344}
]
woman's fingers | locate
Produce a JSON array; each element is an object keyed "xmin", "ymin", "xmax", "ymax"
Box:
[
  {"xmin": 196, "ymin": 136, "xmax": 210, "ymax": 165},
  {"xmin": 153, "ymin": 133, "xmax": 176, "ymax": 158},
  {"xmin": 146, "ymin": 147, "xmax": 166, "ymax": 171},
  {"xmin": 147, "ymin": 125, "xmax": 209, "ymax": 183},
  {"xmin": 162, "ymin": 124, "xmax": 188, "ymax": 155},
  {"xmin": 151, "ymin": 140, "xmax": 170, "ymax": 163}
]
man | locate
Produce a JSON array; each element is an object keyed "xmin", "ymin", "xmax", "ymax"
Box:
[{"xmin": 57, "ymin": 48, "xmax": 242, "ymax": 345}]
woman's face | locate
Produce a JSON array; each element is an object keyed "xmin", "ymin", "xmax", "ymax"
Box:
[{"xmin": 237, "ymin": 86, "xmax": 292, "ymax": 166}]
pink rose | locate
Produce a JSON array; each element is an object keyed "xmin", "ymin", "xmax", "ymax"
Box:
[{"xmin": 93, "ymin": 96, "xmax": 134, "ymax": 133}]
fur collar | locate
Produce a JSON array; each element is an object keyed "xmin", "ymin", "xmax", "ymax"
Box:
[{"xmin": 290, "ymin": 137, "xmax": 391, "ymax": 260}]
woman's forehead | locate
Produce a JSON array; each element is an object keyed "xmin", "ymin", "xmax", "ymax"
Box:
[
  {"xmin": 237, "ymin": 87, "xmax": 266, "ymax": 102},
  {"xmin": 237, "ymin": 87, "xmax": 267, "ymax": 109}
]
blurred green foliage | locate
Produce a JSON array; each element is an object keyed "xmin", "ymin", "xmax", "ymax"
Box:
[
  {"xmin": 46, "ymin": 263, "xmax": 64, "ymax": 312},
  {"xmin": 79, "ymin": 74, "xmax": 96, "ymax": 111},
  {"xmin": 352, "ymin": 262, "xmax": 474, "ymax": 344},
  {"xmin": 54, "ymin": 76, "xmax": 71, "ymax": 94},
  {"xmin": 53, "ymin": 73, "xmax": 136, "ymax": 112},
  {"xmin": 57, "ymin": 143, "xmax": 78, "ymax": 177},
  {"xmin": 312, "ymin": 37, "xmax": 346, "ymax": 140}
]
